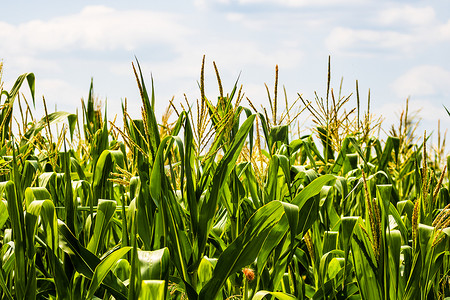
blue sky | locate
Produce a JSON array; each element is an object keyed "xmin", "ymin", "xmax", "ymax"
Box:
[{"xmin": 1, "ymin": 0, "xmax": 450, "ymax": 144}]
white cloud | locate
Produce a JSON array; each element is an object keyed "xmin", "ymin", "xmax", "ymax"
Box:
[
  {"xmin": 377, "ymin": 5, "xmax": 436, "ymax": 27},
  {"xmin": 392, "ymin": 65, "xmax": 450, "ymax": 97},
  {"xmin": 379, "ymin": 66, "xmax": 450, "ymax": 137},
  {"xmin": 203, "ymin": 41, "xmax": 303, "ymax": 70},
  {"xmin": 326, "ymin": 27, "xmax": 415, "ymax": 55},
  {"xmin": 2, "ymin": 1, "xmax": 448, "ymax": 138},
  {"xmin": 438, "ymin": 19, "xmax": 450, "ymax": 40},
  {"xmin": 372, "ymin": 98, "xmax": 450, "ymax": 133},
  {"xmin": 193, "ymin": 0, "xmax": 208, "ymax": 10},
  {"xmin": 406, "ymin": 99, "xmax": 449, "ymax": 123},
  {"xmin": 325, "ymin": 3, "xmax": 450, "ymax": 56},
  {"xmin": 195, "ymin": 0, "xmax": 368, "ymax": 9},
  {"xmin": 4, "ymin": 57, "xmax": 61, "ymax": 75},
  {"xmin": 237, "ymin": 0, "xmax": 367, "ymax": 7},
  {"xmin": 37, "ymin": 78, "xmax": 85, "ymax": 106},
  {"xmin": 0, "ymin": 5, "xmax": 190, "ymax": 55},
  {"xmin": 326, "ymin": 21, "xmax": 450, "ymax": 56},
  {"xmin": 226, "ymin": 13, "xmax": 245, "ymax": 23}
]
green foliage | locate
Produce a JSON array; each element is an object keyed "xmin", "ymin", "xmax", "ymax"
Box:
[{"xmin": 0, "ymin": 59, "xmax": 449, "ymax": 300}]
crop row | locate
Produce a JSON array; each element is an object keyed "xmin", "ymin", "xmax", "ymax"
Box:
[{"xmin": 0, "ymin": 59, "xmax": 449, "ymax": 299}]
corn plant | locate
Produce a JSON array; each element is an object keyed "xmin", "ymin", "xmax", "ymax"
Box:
[{"xmin": 0, "ymin": 58, "xmax": 449, "ymax": 300}]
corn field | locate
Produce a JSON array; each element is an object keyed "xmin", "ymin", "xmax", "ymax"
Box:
[{"xmin": 0, "ymin": 57, "xmax": 449, "ymax": 299}]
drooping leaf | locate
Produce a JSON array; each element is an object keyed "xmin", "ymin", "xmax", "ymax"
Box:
[
  {"xmin": 87, "ymin": 247, "xmax": 132, "ymax": 299},
  {"xmin": 199, "ymin": 200, "xmax": 285, "ymax": 300}
]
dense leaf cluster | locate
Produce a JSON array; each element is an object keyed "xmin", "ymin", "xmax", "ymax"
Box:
[{"xmin": 0, "ymin": 60, "xmax": 449, "ymax": 299}]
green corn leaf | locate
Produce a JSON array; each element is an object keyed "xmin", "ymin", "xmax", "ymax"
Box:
[
  {"xmin": 23, "ymin": 216, "xmax": 37, "ymax": 300},
  {"xmin": 330, "ymin": 136, "xmax": 350, "ymax": 174},
  {"xmin": 322, "ymin": 231, "xmax": 339, "ymax": 255},
  {"xmin": 281, "ymin": 202, "xmax": 299, "ymax": 247},
  {"xmin": 198, "ymin": 257, "xmax": 217, "ymax": 287},
  {"xmin": 82, "ymin": 78, "xmax": 95, "ymax": 137},
  {"xmin": 21, "ymin": 160, "xmax": 39, "ymax": 192},
  {"xmin": 292, "ymin": 174, "xmax": 336, "ymax": 235},
  {"xmin": 339, "ymin": 216, "xmax": 358, "ymax": 287},
  {"xmin": 87, "ymin": 199, "xmax": 117, "ymax": 255},
  {"xmin": 199, "ymin": 200, "xmax": 285, "ymax": 300},
  {"xmin": 387, "ymin": 230, "xmax": 402, "ymax": 299},
  {"xmin": 3, "ymin": 72, "xmax": 35, "ymax": 104},
  {"xmin": 351, "ymin": 218, "xmax": 382, "ymax": 300},
  {"xmin": 92, "ymin": 150, "xmax": 124, "ymax": 204},
  {"xmin": 149, "ymin": 135, "xmax": 173, "ymax": 206},
  {"xmin": 0, "ymin": 73, "xmax": 35, "ymax": 144},
  {"xmin": 316, "ymin": 126, "xmax": 334, "ymax": 161},
  {"xmin": 139, "ymin": 280, "xmax": 166, "ymax": 300},
  {"xmin": 112, "ymin": 259, "xmax": 131, "ymax": 282},
  {"xmin": 404, "ymin": 224, "xmax": 437, "ymax": 299},
  {"xmin": 26, "ymin": 199, "xmax": 66, "ymax": 298},
  {"xmin": 388, "ymin": 202, "xmax": 409, "ymax": 243},
  {"xmin": 63, "ymin": 145, "xmax": 76, "ymax": 234},
  {"xmin": 318, "ymin": 250, "xmax": 344, "ymax": 288},
  {"xmin": 257, "ymin": 112, "xmax": 271, "ymax": 151},
  {"xmin": 0, "ymin": 200, "xmax": 9, "ymax": 229},
  {"xmin": 242, "ymin": 107, "xmax": 254, "ymax": 156},
  {"xmin": 348, "ymin": 136, "xmax": 368, "ymax": 166},
  {"xmin": 22, "ymin": 111, "xmax": 76, "ymax": 142},
  {"xmin": 266, "ymin": 155, "xmax": 280, "ymax": 202},
  {"xmin": 256, "ymin": 214, "xmax": 289, "ymax": 276},
  {"xmin": 378, "ymin": 136, "xmax": 400, "ymax": 171},
  {"xmin": 291, "ymin": 174, "xmax": 336, "ymax": 207},
  {"xmin": 0, "ymin": 269, "xmax": 13, "ymax": 300},
  {"xmin": 269, "ymin": 124, "xmax": 289, "ymax": 154},
  {"xmin": 58, "ymin": 220, "xmax": 128, "ymax": 300},
  {"xmin": 183, "ymin": 116, "xmax": 198, "ymax": 234},
  {"xmin": 5, "ymin": 181, "xmax": 27, "ymax": 300},
  {"xmin": 138, "ymin": 248, "xmax": 170, "ymax": 281},
  {"xmin": 198, "ymin": 114, "xmax": 256, "ymax": 256},
  {"xmin": 58, "ymin": 220, "xmax": 99, "ymax": 277},
  {"xmin": 444, "ymin": 105, "xmax": 450, "ymax": 116},
  {"xmin": 133, "ymin": 58, "xmax": 160, "ymax": 160},
  {"xmin": 27, "ymin": 199, "xmax": 68, "ymax": 299},
  {"xmin": 87, "ymin": 247, "xmax": 132, "ymax": 299},
  {"xmin": 160, "ymin": 191, "xmax": 192, "ymax": 283},
  {"xmin": 24, "ymin": 187, "xmax": 51, "ymax": 208},
  {"xmin": 253, "ymin": 291, "xmax": 297, "ymax": 300}
]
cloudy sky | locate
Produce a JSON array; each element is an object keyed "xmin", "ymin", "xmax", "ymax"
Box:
[{"xmin": 1, "ymin": 0, "xmax": 450, "ymax": 141}]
